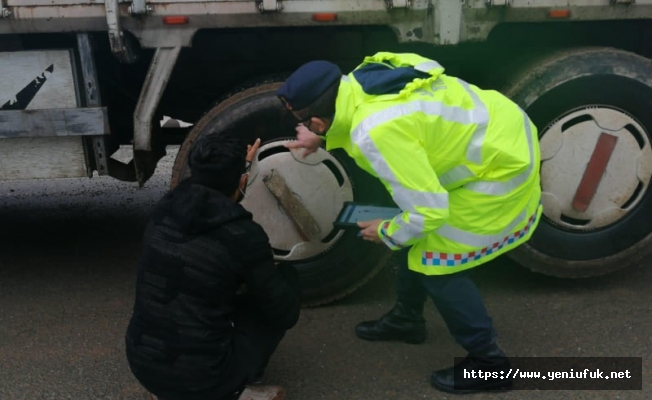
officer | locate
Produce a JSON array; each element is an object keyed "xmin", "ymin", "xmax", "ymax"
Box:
[{"xmin": 277, "ymin": 53, "xmax": 542, "ymax": 393}]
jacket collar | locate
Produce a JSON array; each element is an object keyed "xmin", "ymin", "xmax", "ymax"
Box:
[{"xmin": 325, "ymin": 76, "xmax": 357, "ymax": 152}]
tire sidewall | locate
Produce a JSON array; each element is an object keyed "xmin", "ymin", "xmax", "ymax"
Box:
[
  {"xmin": 172, "ymin": 82, "xmax": 392, "ymax": 305},
  {"xmin": 507, "ymin": 48, "xmax": 652, "ymax": 275}
]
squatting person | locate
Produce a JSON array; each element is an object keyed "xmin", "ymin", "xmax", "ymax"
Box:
[{"xmin": 125, "ymin": 133, "xmax": 300, "ymax": 400}]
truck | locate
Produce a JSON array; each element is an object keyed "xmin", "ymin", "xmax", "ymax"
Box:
[{"xmin": 2, "ymin": 0, "xmax": 652, "ymax": 306}]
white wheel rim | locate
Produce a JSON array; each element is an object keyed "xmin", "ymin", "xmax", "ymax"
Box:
[
  {"xmin": 241, "ymin": 140, "xmax": 354, "ymax": 261},
  {"xmin": 540, "ymin": 106, "xmax": 652, "ymax": 231}
]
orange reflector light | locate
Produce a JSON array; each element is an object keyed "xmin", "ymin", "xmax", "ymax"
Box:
[
  {"xmin": 163, "ymin": 16, "xmax": 189, "ymax": 25},
  {"xmin": 312, "ymin": 13, "xmax": 338, "ymax": 22},
  {"xmin": 548, "ymin": 9, "xmax": 571, "ymax": 18}
]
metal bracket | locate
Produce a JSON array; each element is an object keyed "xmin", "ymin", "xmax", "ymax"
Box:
[
  {"xmin": 257, "ymin": 0, "xmax": 283, "ymax": 13},
  {"xmin": 106, "ymin": 0, "xmax": 128, "ymax": 62},
  {"xmin": 134, "ymin": 46, "xmax": 181, "ymax": 153},
  {"xmin": 133, "ymin": 46, "xmax": 181, "ymax": 185},
  {"xmin": 129, "ymin": 0, "xmax": 152, "ymax": 15},
  {"xmin": 105, "ymin": 0, "xmax": 139, "ymax": 63},
  {"xmin": 386, "ymin": 0, "xmax": 412, "ymax": 10},
  {"xmin": 0, "ymin": 108, "xmax": 109, "ymax": 139},
  {"xmin": 77, "ymin": 33, "xmax": 110, "ymax": 177},
  {"xmin": 1, "ymin": 2, "xmax": 11, "ymax": 18},
  {"xmin": 105, "ymin": 0, "xmax": 124, "ymax": 56},
  {"xmin": 485, "ymin": 0, "xmax": 510, "ymax": 6}
]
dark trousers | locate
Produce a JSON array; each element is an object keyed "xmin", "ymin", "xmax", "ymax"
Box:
[
  {"xmin": 217, "ymin": 300, "xmax": 287, "ymax": 400},
  {"xmin": 150, "ymin": 300, "xmax": 287, "ymax": 400},
  {"xmin": 395, "ymin": 249, "xmax": 496, "ymax": 354}
]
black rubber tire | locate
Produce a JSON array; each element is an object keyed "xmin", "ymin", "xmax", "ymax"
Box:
[
  {"xmin": 171, "ymin": 81, "xmax": 392, "ymax": 306},
  {"xmin": 503, "ymin": 47, "xmax": 652, "ymax": 278}
]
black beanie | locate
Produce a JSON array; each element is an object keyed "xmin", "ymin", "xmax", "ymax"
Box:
[{"xmin": 188, "ymin": 133, "xmax": 247, "ymax": 195}]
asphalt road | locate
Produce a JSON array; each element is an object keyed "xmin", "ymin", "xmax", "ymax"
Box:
[{"xmin": 0, "ymin": 148, "xmax": 649, "ymax": 400}]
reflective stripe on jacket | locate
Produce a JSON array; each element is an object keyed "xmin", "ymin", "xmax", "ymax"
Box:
[{"xmin": 325, "ymin": 52, "xmax": 542, "ymax": 275}]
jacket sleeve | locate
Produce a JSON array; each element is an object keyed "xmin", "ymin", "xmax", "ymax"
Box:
[
  {"xmin": 227, "ymin": 221, "xmax": 301, "ymax": 330},
  {"xmin": 353, "ymin": 119, "xmax": 450, "ymax": 249}
]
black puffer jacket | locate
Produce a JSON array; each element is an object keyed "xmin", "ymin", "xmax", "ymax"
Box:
[{"xmin": 125, "ymin": 180, "xmax": 301, "ymax": 400}]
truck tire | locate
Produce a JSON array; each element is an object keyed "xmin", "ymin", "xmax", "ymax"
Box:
[
  {"xmin": 171, "ymin": 81, "xmax": 392, "ymax": 306},
  {"xmin": 503, "ymin": 48, "xmax": 652, "ymax": 278}
]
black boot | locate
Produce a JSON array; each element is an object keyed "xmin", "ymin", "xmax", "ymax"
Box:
[
  {"xmin": 430, "ymin": 343, "xmax": 513, "ymax": 394},
  {"xmin": 355, "ymin": 302, "xmax": 426, "ymax": 344}
]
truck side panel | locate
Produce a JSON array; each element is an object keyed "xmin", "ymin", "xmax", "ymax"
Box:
[{"xmin": 0, "ymin": 49, "xmax": 94, "ymax": 180}]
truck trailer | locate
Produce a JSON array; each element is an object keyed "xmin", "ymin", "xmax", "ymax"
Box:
[{"xmin": 2, "ymin": 0, "xmax": 652, "ymax": 305}]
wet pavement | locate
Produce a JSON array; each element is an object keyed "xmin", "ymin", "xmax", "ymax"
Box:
[{"xmin": 0, "ymin": 148, "xmax": 649, "ymax": 400}]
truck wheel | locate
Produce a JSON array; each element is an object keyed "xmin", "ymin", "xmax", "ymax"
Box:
[
  {"xmin": 171, "ymin": 82, "xmax": 392, "ymax": 306},
  {"xmin": 504, "ymin": 48, "xmax": 652, "ymax": 277}
]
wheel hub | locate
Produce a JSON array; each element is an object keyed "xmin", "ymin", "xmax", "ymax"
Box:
[
  {"xmin": 241, "ymin": 139, "xmax": 354, "ymax": 261},
  {"xmin": 540, "ymin": 106, "xmax": 652, "ymax": 231}
]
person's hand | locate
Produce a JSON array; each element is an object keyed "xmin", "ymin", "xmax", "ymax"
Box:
[
  {"xmin": 284, "ymin": 125, "xmax": 323, "ymax": 158},
  {"xmin": 247, "ymin": 138, "xmax": 261, "ymax": 163},
  {"xmin": 357, "ymin": 219, "xmax": 383, "ymax": 243}
]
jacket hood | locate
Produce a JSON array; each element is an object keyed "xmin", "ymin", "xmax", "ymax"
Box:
[
  {"xmin": 326, "ymin": 52, "xmax": 446, "ymax": 150},
  {"xmin": 352, "ymin": 52, "xmax": 445, "ymax": 98}
]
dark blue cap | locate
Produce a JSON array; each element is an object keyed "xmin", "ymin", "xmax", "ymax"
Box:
[{"xmin": 277, "ymin": 60, "xmax": 342, "ymax": 111}]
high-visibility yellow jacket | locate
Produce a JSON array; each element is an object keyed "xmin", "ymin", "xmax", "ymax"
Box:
[{"xmin": 325, "ymin": 52, "xmax": 542, "ymax": 275}]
